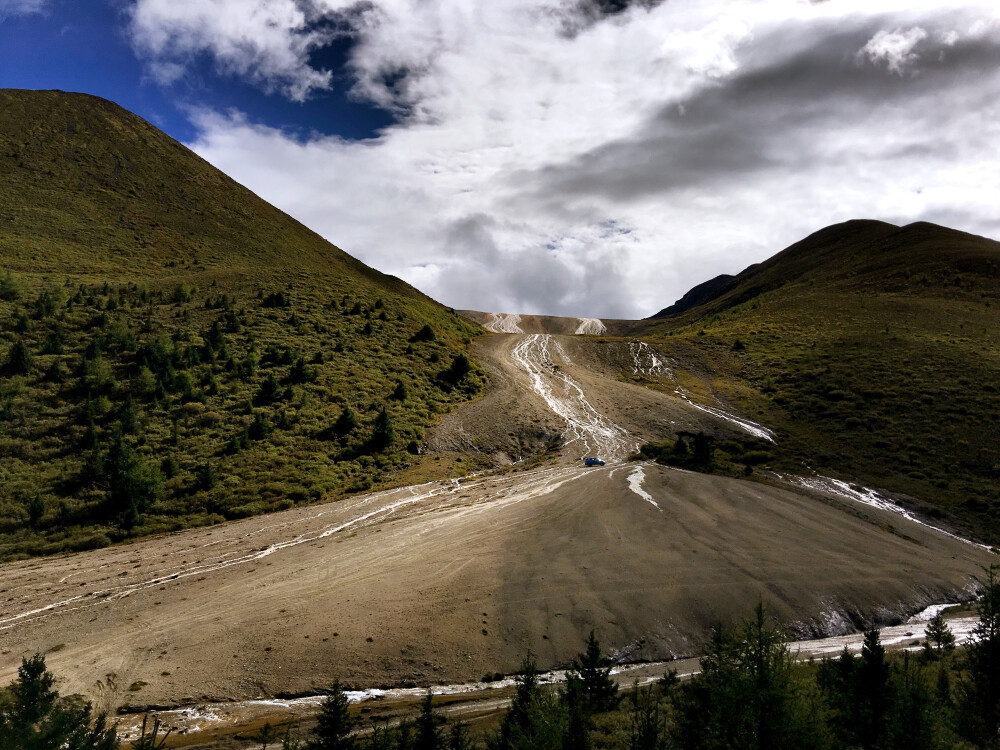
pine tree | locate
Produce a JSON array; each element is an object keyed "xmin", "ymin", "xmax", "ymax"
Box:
[
  {"xmin": 414, "ymin": 692, "xmax": 443, "ymax": 750},
  {"xmin": 627, "ymin": 683, "xmax": 665, "ymax": 750},
  {"xmin": 672, "ymin": 603, "xmax": 830, "ymax": 750},
  {"xmin": 570, "ymin": 630, "xmax": 619, "ymax": 713},
  {"xmin": 119, "ymin": 396, "xmax": 139, "ymax": 434},
  {"xmin": 816, "ymin": 647, "xmax": 858, "ymax": 747},
  {"xmin": 258, "ymin": 722, "xmax": 279, "ymax": 750},
  {"xmin": 856, "ymin": 628, "xmax": 890, "ymax": 750},
  {"xmin": 409, "ymin": 325, "xmax": 435, "ymax": 343},
  {"xmin": 925, "ymin": 610, "xmax": 955, "ymax": 652},
  {"xmin": 390, "ymin": 380, "xmax": 408, "ymax": 401},
  {"xmin": 448, "ymin": 722, "xmax": 472, "ymax": 750},
  {"xmin": 4, "ymin": 340, "xmax": 33, "ymax": 375},
  {"xmin": 497, "ymin": 653, "xmax": 540, "ymax": 749},
  {"xmin": 561, "ymin": 675, "xmax": 591, "ymax": 750},
  {"xmin": 310, "ymin": 680, "xmax": 355, "ymax": 750},
  {"xmin": 959, "ymin": 565, "xmax": 1000, "ymax": 746},
  {"xmin": 0, "ymin": 654, "xmax": 120, "ymax": 750},
  {"xmin": 369, "ymin": 407, "xmax": 394, "ymax": 452},
  {"xmin": 333, "ymin": 405, "xmax": 358, "ymax": 438},
  {"xmin": 255, "ymin": 373, "xmax": 281, "ymax": 405}
]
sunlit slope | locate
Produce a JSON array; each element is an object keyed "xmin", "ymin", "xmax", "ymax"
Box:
[
  {"xmin": 640, "ymin": 220, "xmax": 1000, "ymax": 543},
  {"xmin": 1, "ymin": 89, "xmax": 395, "ymax": 288},
  {"xmin": 0, "ymin": 89, "xmax": 484, "ymax": 559}
]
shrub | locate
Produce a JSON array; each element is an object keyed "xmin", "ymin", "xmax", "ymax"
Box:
[
  {"xmin": 410, "ymin": 325, "xmax": 436, "ymax": 343},
  {"xmin": 4, "ymin": 341, "xmax": 33, "ymax": 376}
]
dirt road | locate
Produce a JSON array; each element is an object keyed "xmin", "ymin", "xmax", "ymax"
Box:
[{"xmin": 0, "ymin": 331, "xmax": 992, "ymax": 715}]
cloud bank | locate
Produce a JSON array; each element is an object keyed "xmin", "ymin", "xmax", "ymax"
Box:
[{"xmin": 130, "ymin": 0, "xmax": 1000, "ymax": 318}]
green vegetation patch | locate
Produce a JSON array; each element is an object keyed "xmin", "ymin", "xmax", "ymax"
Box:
[
  {"xmin": 0, "ymin": 90, "xmax": 488, "ymax": 559},
  {"xmin": 639, "ymin": 221, "xmax": 1000, "ymax": 544}
]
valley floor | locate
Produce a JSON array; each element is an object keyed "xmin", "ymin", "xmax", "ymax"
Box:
[{"xmin": 0, "ymin": 328, "xmax": 992, "ymax": 721}]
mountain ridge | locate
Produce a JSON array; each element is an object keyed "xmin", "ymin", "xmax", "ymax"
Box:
[
  {"xmin": 639, "ymin": 218, "xmax": 1000, "ymax": 542},
  {"xmin": 651, "ymin": 218, "xmax": 1000, "ymax": 321}
]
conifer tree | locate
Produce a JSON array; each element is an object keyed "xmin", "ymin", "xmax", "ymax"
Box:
[
  {"xmin": 925, "ymin": 610, "xmax": 955, "ymax": 652},
  {"xmin": 333, "ymin": 404, "xmax": 358, "ymax": 438},
  {"xmin": 4, "ymin": 340, "xmax": 32, "ymax": 375},
  {"xmin": 448, "ymin": 722, "xmax": 472, "ymax": 750},
  {"xmin": 310, "ymin": 680, "xmax": 355, "ymax": 750},
  {"xmin": 672, "ymin": 602, "xmax": 830, "ymax": 750},
  {"xmin": 390, "ymin": 380, "xmax": 408, "ymax": 401},
  {"xmin": 627, "ymin": 683, "xmax": 665, "ymax": 750},
  {"xmin": 414, "ymin": 692, "xmax": 443, "ymax": 750},
  {"xmin": 0, "ymin": 654, "xmax": 120, "ymax": 750},
  {"xmin": 570, "ymin": 630, "xmax": 619, "ymax": 713},
  {"xmin": 959, "ymin": 565, "xmax": 1000, "ymax": 746},
  {"xmin": 370, "ymin": 407, "xmax": 394, "ymax": 452},
  {"xmin": 856, "ymin": 628, "xmax": 890, "ymax": 750},
  {"xmin": 496, "ymin": 653, "xmax": 541, "ymax": 749}
]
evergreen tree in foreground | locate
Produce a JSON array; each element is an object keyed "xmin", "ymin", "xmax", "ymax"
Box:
[
  {"xmin": 856, "ymin": 628, "xmax": 890, "ymax": 749},
  {"xmin": 924, "ymin": 610, "xmax": 956, "ymax": 654},
  {"xmin": 492, "ymin": 652, "xmax": 570, "ymax": 750},
  {"xmin": 0, "ymin": 653, "xmax": 119, "ymax": 750},
  {"xmin": 671, "ymin": 602, "xmax": 830, "ymax": 750},
  {"xmin": 414, "ymin": 692, "xmax": 443, "ymax": 750},
  {"xmin": 569, "ymin": 630, "xmax": 619, "ymax": 713},
  {"xmin": 310, "ymin": 680, "xmax": 355, "ymax": 750},
  {"xmin": 959, "ymin": 564, "xmax": 1000, "ymax": 747}
]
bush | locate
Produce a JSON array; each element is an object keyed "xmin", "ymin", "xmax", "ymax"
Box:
[
  {"xmin": 410, "ymin": 325, "xmax": 436, "ymax": 343},
  {"xmin": 4, "ymin": 341, "xmax": 33, "ymax": 376},
  {"xmin": 0, "ymin": 270, "xmax": 22, "ymax": 301}
]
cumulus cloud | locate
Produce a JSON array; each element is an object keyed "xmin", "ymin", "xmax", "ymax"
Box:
[
  {"xmin": 128, "ymin": 0, "xmax": 347, "ymax": 100},
  {"xmin": 171, "ymin": 1, "xmax": 1000, "ymax": 318},
  {"xmin": 858, "ymin": 26, "xmax": 929, "ymax": 75}
]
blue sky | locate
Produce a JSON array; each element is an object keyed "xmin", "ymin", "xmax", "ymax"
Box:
[
  {"xmin": 2, "ymin": 1, "xmax": 1000, "ymax": 318},
  {"xmin": 0, "ymin": 0, "xmax": 392, "ymax": 142}
]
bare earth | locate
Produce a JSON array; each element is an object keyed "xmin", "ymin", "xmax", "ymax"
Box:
[{"xmin": 0, "ymin": 331, "xmax": 992, "ymax": 716}]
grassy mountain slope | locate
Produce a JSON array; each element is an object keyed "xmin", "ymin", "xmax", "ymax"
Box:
[
  {"xmin": 0, "ymin": 89, "xmax": 484, "ymax": 560},
  {"xmin": 638, "ymin": 220, "xmax": 1000, "ymax": 543}
]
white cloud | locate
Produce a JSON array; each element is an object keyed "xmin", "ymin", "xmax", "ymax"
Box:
[
  {"xmin": 858, "ymin": 26, "xmax": 929, "ymax": 75},
  {"xmin": 129, "ymin": 0, "xmax": 336, "ymax": 100},
  {"xmin": 175, "ymin": 1, "xmax": 1000, "ymax": 318}
]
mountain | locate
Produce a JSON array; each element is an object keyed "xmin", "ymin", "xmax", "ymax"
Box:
[
  {"xmin": 651, "ymin": 272, "xmax": 740, "ymax": 318},
  {"xmin": 639, "ymin": 219, "xmax": 1000, "ymax": 543},
  {"xmin": 0, "ymin": 89, "xmax": 484, "ymax": 560}
]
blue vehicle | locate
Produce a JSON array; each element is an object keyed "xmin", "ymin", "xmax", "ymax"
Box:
[{"xmin": 584, "ymin": 457, "xmax": 606, "ymax": 466}]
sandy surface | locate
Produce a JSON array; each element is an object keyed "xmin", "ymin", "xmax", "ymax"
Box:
[{"xmin": 0, "ymin": 330, "xmax": 993, "ymax": 715}]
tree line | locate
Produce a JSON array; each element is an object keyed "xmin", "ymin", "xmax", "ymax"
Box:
[{"xmin": 4, "ymin": 567, "xmax": 1000, "ymax": 749}]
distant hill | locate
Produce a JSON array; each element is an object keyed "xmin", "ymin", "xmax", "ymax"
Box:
[
  {"xmin": 0, "ymin": 89, "xmax": 483, "ymax": 559},
  {"xmin": 651, "ymin": 219, "xmax": 998, "ymax": 318},
  {"xmin": 652, "ymin": 272, "xmax": 742, "ymax": 318},
  {"xmin": 639, "ymin": 219, "xmax": 1000, "ymax": 543}
]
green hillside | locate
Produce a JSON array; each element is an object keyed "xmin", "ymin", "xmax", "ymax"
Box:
[
  {"xmin": 638, "ymin": 220, "xmax": 1000, "ymax": 544},
  {"xmin": 0, "ymin": 89, "xmax": 484, "ymax": 559}
]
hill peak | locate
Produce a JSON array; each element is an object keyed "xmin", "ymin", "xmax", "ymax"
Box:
[
  {"xmin": 0, "ymin": 88, "xmax": 401, "ymax": 289},
  {"xmin": 651, "ymin": 218, "xmax": 1000, "ymax": 320}
]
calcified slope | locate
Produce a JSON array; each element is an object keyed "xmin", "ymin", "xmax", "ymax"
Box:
[
  {"xmin": 459, "ymin": 310, "xmax": 632, "ymax": 336},
  {"xmin": 1, "ymin": 330, "xmax": 990, "ymax": 712},
  {"xmin": 639, "ymin": 219, "xmax": 1000, "ymax": 543}
]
